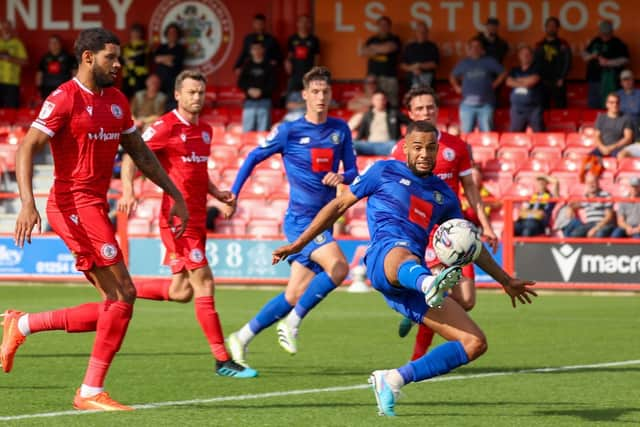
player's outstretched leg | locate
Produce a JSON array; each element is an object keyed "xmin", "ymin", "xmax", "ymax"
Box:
[
  {"xmin": 228, "ymin": 292, "xmax": 293, "ymax": 365},
  {"xmin": 216, "ymin": 359, "xmax": 258, "ymax": 378},
  {"xmin": 398, "ymin": 317, "xmax": 413, "ymax": 338},
  {"xmin": 277, "ymin": 272, "xmax": 337, "ymax": 355},
  {"xmin": 1, "ymin": 303, "xmax": 100, "ymax": 373}
]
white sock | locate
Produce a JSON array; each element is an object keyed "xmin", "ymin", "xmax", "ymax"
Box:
[
  {"xmin": 236, "ymin": 324, "xmax": 255, "ymax": 345},
  {"xmin": 80, "ymin": 384, "xmax": 104, "ymax": 398},
  {"xmin": 385, "ymin": 369, "xmax": 405, "ymax": 392},
  {"xmin": 285, "ymin": 310, "xmax": 301, "ymax": 330},
  {"xmin": 418, "ymin": 276, "xmax": 436, "ymax": 294},
  {"xmin": 17, "ymin": 314, "xmax": 31, "ymax": 336}
]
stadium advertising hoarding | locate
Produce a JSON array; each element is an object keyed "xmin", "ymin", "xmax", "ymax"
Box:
[
  {"xmin": 515, "ymin": 241, "xmax": 640, "ymax": 285},
  {"xmin": 315, "ymin": 0, "xmax": 639, "ymax": 80},
  {"xmin": 0, "ymin": 237, "xmax": 82, "ymax": 278}
]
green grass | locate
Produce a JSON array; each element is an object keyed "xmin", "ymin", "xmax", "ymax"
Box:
[{"xmin": 0, "ymin": 285, "xmax": 639, "ymax": 426}]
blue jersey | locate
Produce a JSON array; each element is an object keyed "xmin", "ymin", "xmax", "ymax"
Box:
[
  {"xmin": 232, "ymin": 116, "xmax": 358, "ymax": 217},
  {"xmin": 350, "ymin": 160, "xmax": 462, "ymax": 257}
]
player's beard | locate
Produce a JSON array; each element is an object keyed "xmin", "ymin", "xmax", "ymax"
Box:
[{"xmin": 93, "ymin": 65, "xmax": 115, "ymax": 89}]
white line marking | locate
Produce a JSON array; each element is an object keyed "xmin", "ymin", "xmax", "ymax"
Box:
[{"xmin": 1, "ymin": 359, "xmax": 638, "ymax": 421}]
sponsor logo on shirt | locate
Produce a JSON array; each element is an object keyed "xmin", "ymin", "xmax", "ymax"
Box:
[
  {"xmin": 181, "ymin": 152, "xmax": 209, "ymax": 163},
  {"xmin": 38, "ymin": 101, "xmax": 56, "ymax": 120},
  {"xmin": 100, "ymin": 243, "xmax": 118, "ymax": 260},
  {"xmin": 189, "ymin": 249, "xmax": 204, "ymax": 263},
  {"xmin": 437, "ymin": 172, "xmax": 454, "ymax": 181},
  {"xmin": 87, "ymin": 128, "xmax": 120, "ymax": 142},
  {"xmin": 442, "ymin": 147, "xmax": 456, "ymax": 161},
  {"xmin": 202, "ymin": 131, "xmax": 211, "ymax": 144},
  {"xmin": 300, "ymin": 137, "xmax": 310, "ymax": 144},
  {"xmin": 111, "ymin": 104, "xmax": 123, "ymax": 119},
  {"xmin": 141, "ymin": 127, "xmax": 156, "ymax": 141}
]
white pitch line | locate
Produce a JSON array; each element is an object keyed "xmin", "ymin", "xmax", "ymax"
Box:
[{"xmin": 1, "ymin": 359, "xmax": 639, "ymax": 421}]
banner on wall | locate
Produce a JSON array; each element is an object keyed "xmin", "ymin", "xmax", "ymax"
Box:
[
  {"xmin": 314, "ymin": 0, "xmax": 638, "ymax": 80},
  {"xmin": 0, "ymin": 237, "xmax": 82, "ymax": 277}
]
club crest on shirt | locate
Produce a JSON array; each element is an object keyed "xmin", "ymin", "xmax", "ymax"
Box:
[
  {"xmin": 442, "ymin": 147, "xmax": 456, "ymax": 161},
  {"xmin": 111, "ymin": 104, "xmax": 123, "ymax": 119},
  {"xmin": 425, "ymin": 247, "xmax": 437, "ymax": 263},
  {"xmin": 189, "ymin": 248, "xmax": 204, "ymax": 263},
  {"xmin": 433, "ymin": 191, "xmax": 444, "ymax": 205},
  {"xmin": 330, "ymin": 132, "xmax": 340, "ymax": 144},
  {"xmin": 38, "ymin": 101, "xmax": 55, "ymax": 120},
  {"xmin": 180, "ymin": 133, "xmax": 187, "ymax": 142},
  {"xmin": 100, "ymin": 243, "xmax": 118, "ymax": 260},
  {"xmin": 202, "ymin": 131, "xmax": 211, "ymax": 144},
  {"xmin": 314, "ymin": 234, "xmax": 327, "ymax": 244}
]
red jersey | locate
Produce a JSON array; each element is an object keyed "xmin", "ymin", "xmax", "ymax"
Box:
[
  {"xmin": 390, "ymin": 131, "xmax": 473, "ymax": 193},
  {"xmin": 32, "ymin": 78, "xmax": 135, "ymax": 209},
  {"xmin": 143, "ymin": 110, "xmax": 212, "ymax": 229}
]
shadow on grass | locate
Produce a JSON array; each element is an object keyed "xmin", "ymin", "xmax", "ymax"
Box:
[{"xmin": 532, "ymin": 407, "xmax": 640, "ymax": 423}]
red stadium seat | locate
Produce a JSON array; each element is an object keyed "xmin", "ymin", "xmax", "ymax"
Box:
[
  {"xmin": 532, "ymin": 132, "xmax": 566, "ymax": 149},
  {"xmin": 246, "ymin": 219, "xmax": 281, "ymax": 237},
  {"xmin": 552, "ymin": 158, "xmax": 581, "ymax": 173},
  {"xmin": 517, "ymin": 158, "xmax": 552, "ymax": 174},
  {"xmin": 215, "ymin": 86, "xmax": 245, "ymax": 106},
  {"xmin": 552, "ymin": 172, "xmax": 581, "ymax": 197},
  {"xmin": 566, "ymin": 132, "xmax": 596, "ymax": 148},
  {"xmin": 0, "ymin": 144, "xmax": 18, "ymax": 171},
  {"xmin": 127, "ymin": 218, "xmax": 151, "ymax": 234},
  {"xmin": 546, "ymin": 109, "xmax": 580, "ymax": 125},
  {"xmin": 469, "ymin": 145, "xmax": 495, "ymax": 167},
  {"xmin": 210, "ymin": 145, "xmax": 238, "ymax": 163},
  {"xmin": 465, "ymin": 132, "xmax": 499, "ymax": 149},
  {"xmin": 566, "ymin": 84, "xmax": 588, "ymax": 108},
  {"xmin": 600, "ymin": 157, "xmax": 618, "ymax": 172},
  {"xmin": 436, "ymin": 84, "xmax": 461, "ymax": 106},
  {"xmin": 13, "ymin": 108, "xmax": 37, "ymax": 128},
  {"xmin": 215, "ymin": 218, "xmax": 247, "ymax": 235},
  {"xmin": 580, "ymin": 110, "xmax": 601, "ymax": 126},
  {"xmin": 346, "ymin": 199, "xmax": 367, "ymax": 221},
  {"xmin": 347, "ymin": 219, "xmax": 370, "ymax": 238},
  {"xmin": 499, "ymin": 132, "xmax": 532, "ymax": 149},
  {"xmin": 617, "ymin": 157, "xmax": 640, "ymax": 172},
  {"xmin": 221, "ymin": 133, "xmax": 241, "ymax": 146},
  {"xmin": 530, "ymin": 146, "xmax": 563, "ymax": 164},
  {"xmin": 226, "ymin": 122, "xmax": 243, "ymax": 135},
  {"xmin": 506, "ymin": 182, "xmax": 534, "ymax": 198},
  {"xmin": 497, "ymin": 146, "xmax": 529, "ymax": 164},
  {"xmin": 484, "ymin": 158, "xmax": 518, "ymax": 174},
  {"xmin": 0, "ymin": 109, "xmax": 16, "ymax": 126},
  {"xmin": 493, "ymin": 108, "xmax": 510, "ymax": 131},
  {"xmin": 133, "ymin": 199, "xmax": 160, "ymax": 220},
  {"xmin": 563, "ymin": 145, "xmax": 593, "ymax": 160}
]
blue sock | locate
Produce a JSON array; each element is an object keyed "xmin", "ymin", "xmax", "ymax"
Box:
[
  {"xmin": 397, "ymin": 260, "xmax": 430, "ymax": 292},
  {"xmin": 397, "ymin": 341, "xmax": 469, "ymax": 384},
  {"xmin": 248, "ymin": 293, "xmax": 293, "ymax": 334},
  {"xmin": 294, "ymin": 272, "xmax": 336, "ymax": 318}
]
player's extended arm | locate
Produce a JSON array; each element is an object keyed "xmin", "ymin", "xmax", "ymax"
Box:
[
  {"xmin": 231, "ymin": 144, "xmax": 279, "ymax": 196},
  {"xmin": 461, "ymin": 174, "xmax": 498, "ymax": 252},
  {"xmin": 474, "ymin": 246, "xmax": 537, "ymax": 308},
  {"xmin": 272, "ymin": 188, "xmax": 360, "ymax": 264},
  {"xmin": 117, "ymin": 153, "xmax": 138, "ymax": 216},
  {"xmin": 14, "ymin": 128, "xmax": 48, "ymax": 247},
  {"xmin": 120, "ymin": 131, "xmax": 189, "ymax": 237}
]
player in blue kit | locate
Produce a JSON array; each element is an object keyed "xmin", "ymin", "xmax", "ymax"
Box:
[
  {"xmin": 273, "ymin": 120, "xmax": 536, "ymax": 416},
  {"xmin": 226, "ymin": 66, "xmax": 357, "ymax": 364}
]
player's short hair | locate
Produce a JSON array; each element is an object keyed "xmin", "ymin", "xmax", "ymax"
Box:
[
  {"xmin": 406, "ymin": 120, "xmax": 438, "ymax": 136},
  {"xmin": 254, "ymin": 13, "xmax": 266, "ymax": 22},
  {"xmin": 545, "ymin": 16, "xmax": 560, "ymax": 27},
  {"xmin": 302, "ymin": 66, "xmax": 332, "ymax": 89},
  {"xmin": 175, "ymin": 69, "xmax": 207, "ymax": 91},
  {"xmin": 164, "ymin": 22, "xmax": 183, "ymax": 39},
  {"xmin": 403, "ymin": 86, "xmax": 439, "ymax": 109},
  {"xmin": 74, "ymin": 28, "xmax": 120, "ymax": 63}
]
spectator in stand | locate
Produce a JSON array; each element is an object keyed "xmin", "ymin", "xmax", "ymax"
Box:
[
  {"xmin": 0, "ymin": 20, "xmax": 27, "ymax": 108},
  {"xmin": 477, "ymin": 17, "xmax": 509, "ymax": 64},
  {"xmin": 616, "ymin": 69, "xmax": 640, "ymax": 127},
  {"xmin": 592, "ymin": 92, "xmax": 634, "ymax": 158},
  {"xmin": 121, "ymin": 23, "xmax": 150, "ymax": 99},
  {"xmin": 285, "ymin": 15, "xmax": 319, "ymax": 94},
  {"xmin": 359, "ymin": 16, "xmax": 402, "ymax": 107},
  {"xmin": 350, "ymin": 90, "xmax": 403, "ymax": 156},
  {"xmin": 535, "ymin": 17, "xmax": 572, "ymax": 109},
  {"xmin": 450, "ymin": 37, "xmax": 506, "ymax": 133},
  {"xmin": 238, "ymin": 41, "xmax": 275, "ymax": 132},
  {"xmin": 611, "ymin": 177, "xmax": 640, "ymax": 238},
  {"xmin": 506, "ymin": 45, "xmax": 544, "ymax": 132},
  {"xmin": 233, "ymin": 14, "xmax": 282, "ymax": 75},
  {"xmin": 514, "ymin": 175, "xmax": 558, "ymax": 237},
  {"xmin": 153, "ymin": 22, "xmax": 186, "ymax": 108},
  {"xmin": 281, "ymin": 90, "xmax": 306, "ymax": 123},
  {"xmin": 400, "ymin": 21, "xmax": 439, "ymax": 89},
  {"xmin": 346, "ymin": 75, "xmax": 377, "ymax": 114},
  {"xmin": 562, "ymin": 172, "xmax": 615, "ymax": 238},
  {"xmin": 131, "ymin": 74, "xmax": 167, "ymax": 130},
  {"xmin": 583, "ymin": 20, "xmax": 629, "ymax": 109},
  {"xmin": 36, "ymin": 35, "xmax": 76, "ymax": 100}
]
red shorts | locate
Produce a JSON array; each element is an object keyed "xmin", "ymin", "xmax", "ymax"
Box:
[
  {"xmin": 160, "ymin": 226, "xmax": 208, "ymax": 274},
  {"xmin": 47, "ymin": 202, "xmax": 122, "ymax": 271}
]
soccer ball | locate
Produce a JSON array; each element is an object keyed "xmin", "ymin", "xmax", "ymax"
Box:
[{"xmin": 432, "ymin": 218, "xmax": 483, "ymax": 267}]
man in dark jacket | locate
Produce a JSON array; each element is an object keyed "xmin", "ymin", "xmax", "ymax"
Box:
[
  {"xmin": 535, "ymin": 17, "xmax": 572, "ymax": 108},
  {"xmin": 351, "ymin": 90, "xmax": 404, "ymax": 156}
]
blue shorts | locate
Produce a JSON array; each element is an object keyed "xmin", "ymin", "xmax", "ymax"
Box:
[
  {"xmin": 284, "ymin": 214, "xmax": 335, "ymax": 274},
  {"xmin": 365, "ymin": 239, "xmax": 432, "ymax": 324}
]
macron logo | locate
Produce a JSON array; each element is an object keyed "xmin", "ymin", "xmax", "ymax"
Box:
[
  {"xmin": 87, "ymin": 128, "xmax": 119, "ymax": 142},
  {"xmin": 181, "ymin": 152, "xmax": 209, "ymax": 163},
  {"xmin": 551, "ymin": 244, "xmax": 582, "ymax": 282}
]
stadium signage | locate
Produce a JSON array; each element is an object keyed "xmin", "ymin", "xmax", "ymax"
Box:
[{"xmin": 515, "ymin": 242, "xmax": 640, "ymax": 283}]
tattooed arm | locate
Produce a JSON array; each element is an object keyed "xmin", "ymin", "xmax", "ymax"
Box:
[{"xmin": 120, "ymin": 131, "xmax": 189, "ymax": 236}]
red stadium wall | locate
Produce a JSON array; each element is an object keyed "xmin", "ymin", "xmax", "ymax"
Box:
[{"xmin": 1, "ymin": 0, "xmax": 310, "ymax": 95}]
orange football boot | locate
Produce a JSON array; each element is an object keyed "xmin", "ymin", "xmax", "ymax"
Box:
[
  {"xmin": 1, "ymin": 310, "xmax": 26, "ymax": 373},
  {"xmin": 73, "ymin": 389, "xmax": 134, "ymax": 411}
]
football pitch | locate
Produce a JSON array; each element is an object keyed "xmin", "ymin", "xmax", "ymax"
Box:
[{"xmin": 0, "ymin": 284, "xmax": 638, "ymax": 426}]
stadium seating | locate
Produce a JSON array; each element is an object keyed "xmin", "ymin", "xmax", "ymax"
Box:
[
  {"xmin": 215, "ymin": 218, "xmax": 247, "ymax": 235},
  {"xmin": 246, "ymin": 219, "xmax": 281, "ymax": 237},
  {"xmin": 466, "ymin": 132, "xmax": 499, "ymax": 149},
  {"xmin": 532, "ymin": 132, "xmax": 566, "ymax": 149}
]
